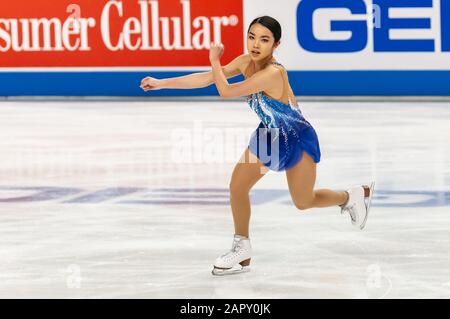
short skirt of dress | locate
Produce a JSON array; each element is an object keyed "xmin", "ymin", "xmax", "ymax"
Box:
[{"xmin": 247, "ymin": 121, "xmax": 321, "ymax": 171}]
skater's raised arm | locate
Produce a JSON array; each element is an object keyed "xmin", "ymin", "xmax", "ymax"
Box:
[
  {"xmin": 140, "ymin": 53, "xmax": 244, "ymax": 91},
  {"xmin": 210, "ymin": 43, "xmax": 280, "ymax": 99}
]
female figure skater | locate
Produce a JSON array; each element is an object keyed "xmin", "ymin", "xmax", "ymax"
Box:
[{"xmin": 140, "ymin": 16, "xmax": 375, "ymax": 276}]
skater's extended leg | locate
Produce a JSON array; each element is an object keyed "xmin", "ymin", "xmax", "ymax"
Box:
[
  {"xmin": 286, "ymin": 151, "xmax": 348, "ymax": 211},
  {"xmin": 229, "ymin": 148, "xmax": 268, "ymax": 237}
]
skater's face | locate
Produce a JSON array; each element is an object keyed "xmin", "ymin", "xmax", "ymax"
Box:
[{"xmin": 247, "ymin": 23, "xmax": 279, "ymax": 61}]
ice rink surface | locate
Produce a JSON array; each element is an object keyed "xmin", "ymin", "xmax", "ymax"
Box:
[{"xmin": 0, "ymin": 98, "xmax": 449, "ymax": 298}]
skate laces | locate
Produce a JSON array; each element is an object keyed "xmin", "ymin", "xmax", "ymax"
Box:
[{"xmin": 220, "ymin": 239, "xmax": 244, "ymax": 259}]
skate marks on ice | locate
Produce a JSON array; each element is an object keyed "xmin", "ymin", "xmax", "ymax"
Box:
[
  {"xmin": 1, "ymin": 198, "xmax": 449, "ymax": 298},
  {"xmin": 1, "ymin": 100, "xmax": 450, "ymax": 298}
]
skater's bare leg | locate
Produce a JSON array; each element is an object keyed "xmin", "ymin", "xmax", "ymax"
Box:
[
  {"xmin": 286, "ymin": 151, "xmax": 349, "ymax": 211},
  {"xmin": 229, "ymin": 148, "xmax": 268, "ymax": 237}
]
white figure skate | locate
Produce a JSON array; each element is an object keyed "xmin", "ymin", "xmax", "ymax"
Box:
[
  {"xmin": 341, "ymin": 181, "xmax": 375, "ymax": 230},
  {"xmin": 212, "ymin": 234, "xmax": 252, "ymax": 276}
]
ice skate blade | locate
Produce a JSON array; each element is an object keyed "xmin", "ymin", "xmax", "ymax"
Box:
[
  {"xmin": 360, "ymin": 181, "xmax": 375, "ymax": 230},
  {"xmin": 211, "ymin": 266, "xmax": 250, "ymax": 276}
]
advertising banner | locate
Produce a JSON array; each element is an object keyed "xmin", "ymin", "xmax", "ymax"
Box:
[{"xmin": 1, "ymin": 0, "xmax": 449, "ymax": 96}]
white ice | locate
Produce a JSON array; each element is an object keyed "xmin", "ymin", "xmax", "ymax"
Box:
[{"xmin": 0, "ymin": 99, "xmax": 449, "ymax": 298}]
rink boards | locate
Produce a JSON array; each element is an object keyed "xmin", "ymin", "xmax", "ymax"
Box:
[{"xmin": 1, "ymin": 0, "xmax": 450, "ymax": 96}]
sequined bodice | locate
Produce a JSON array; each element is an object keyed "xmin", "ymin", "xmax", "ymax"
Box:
[
  {"xmin": 245, "ymin": 62, "xmax": 321, "ymax": 171},
  {"xmin": 244, "ymin": 61, "xmax": 311, "ymax": 130},
  {"xmin": 246, "ymin": 91, "xmax": 311, "ymax": 130}
]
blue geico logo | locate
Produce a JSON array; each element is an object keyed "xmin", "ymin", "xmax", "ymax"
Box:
[{"xmin": 297, "ymin": 0, "xmax": 450, "ymax": 52}]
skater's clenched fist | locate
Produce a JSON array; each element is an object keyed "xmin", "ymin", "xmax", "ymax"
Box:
[
  {"xmin": 209, "ymin": 42, "xmax": 224, "ymax": 63},
  {"xmin": 140, "ymin": 76, "xmax": 163, "ymax": 91}
]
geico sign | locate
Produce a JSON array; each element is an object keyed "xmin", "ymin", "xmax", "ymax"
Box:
[{"xmin": 297, "ymin": 0, "xmax": 450, "ymax": 52}]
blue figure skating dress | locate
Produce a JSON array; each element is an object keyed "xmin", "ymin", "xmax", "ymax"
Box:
[{"xmin": 246, "ymin": 62, "xmax": 321, "ymax": 171}]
